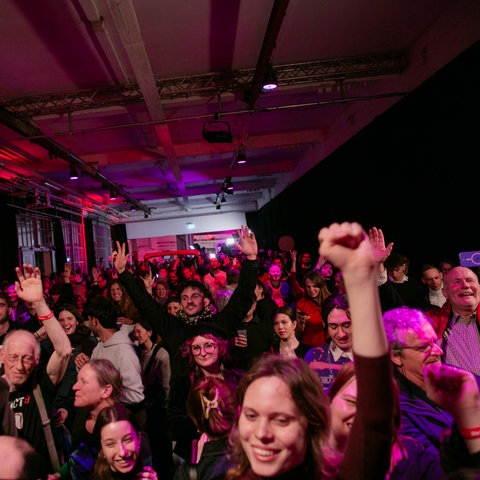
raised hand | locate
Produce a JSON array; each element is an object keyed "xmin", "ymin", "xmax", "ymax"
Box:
[
  {"xmin": 141, "ymin": 270, "xmax": 154, "ymax": 293},
  {"xmin": 14, "ymin": 264, "xmax": 44, "ymax": 304},
  {"xmin": 235, "ymin": 225, "xmax": 258, "ymax": 260},
  {"xmin": 318, "ymin": 222, "xmax": 372, "ymax": 276},
  {"xmin": 368, "ymin": 227, "xmax": 394, "ymax": 265},
  {"xmin": 112, "ymin": 241, "xmax": 129, "ymax": 274},
  {"xmin": 64, "ymin": 263, "xmax": 72, "ymax": 283},
  {"xmin": 91, "ymin": 266, "xmax": 99, "ymax": 281},
  {"xmin": 290, "ymin": 250, "xmax": 297, "ymax": 272}
]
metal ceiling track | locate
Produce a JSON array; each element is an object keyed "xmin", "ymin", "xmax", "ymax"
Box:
[{"xmin": 3, "ymin": 53, "xmax": 407, "ymax": 117}]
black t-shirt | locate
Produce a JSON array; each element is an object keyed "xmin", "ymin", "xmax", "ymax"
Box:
[{"xmin": 8, "ymin": 369, "xmax": 57, "ymax": 470}]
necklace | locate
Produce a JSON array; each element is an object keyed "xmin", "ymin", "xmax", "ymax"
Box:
[{"xmin": 280, "ymin": 338, "xmax": 299, "ymax": 358}]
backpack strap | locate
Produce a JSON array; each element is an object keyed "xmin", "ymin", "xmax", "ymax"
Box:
[
  {"xmin": 185, "ymin": 463, "xmax": 198, "ymax": 480},
  {"xmin": 144, "ymin": 343, "xmax": 163, "ymax": 378},
  {"xmin": 33, "ymin": 383, "xmax": 60, "ymax": 470}
]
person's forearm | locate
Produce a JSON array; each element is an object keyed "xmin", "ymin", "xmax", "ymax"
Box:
[
  {"xmin": 455, "ymin": 404, "xmax": 480, "ymax": 454},
  {"xmin": 34, "ymin": 299, "xmax": 71, "ymax": 356},
  {"xmin": 343, "ymin": 269, "xmax": 388, "ymax": 358}
]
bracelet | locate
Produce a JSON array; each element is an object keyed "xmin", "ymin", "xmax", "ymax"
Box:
[
  {"xmin": 37, "ymin": 311, "xmax": 54, "ymax": 322},
  {"xmin": 459, "ymin": 426, "xmax": 480, "ymax": 439}
]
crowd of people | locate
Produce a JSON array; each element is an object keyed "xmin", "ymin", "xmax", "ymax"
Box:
[{"xmin": 1, "ymin": 222, "xmax": 480, "ymax": 480}]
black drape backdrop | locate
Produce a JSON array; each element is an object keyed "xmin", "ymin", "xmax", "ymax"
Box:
[
  {"xmin": 53, "ymin": 218, "xmax": 66, "ymax": 273},
  {"xmin": 111, "ymin": 224, "xmax": 128, "ymax": 255},
  {"xmin": 0, "ymin": 200, "xmax": 20, "ymax": 285},
  {"xmin": 247, "ymin": 40, "xmax": 480, "ymax": 276},
  {"xmin": 84, "ymin": 218, "xmax": 97, "ymax": 272}
]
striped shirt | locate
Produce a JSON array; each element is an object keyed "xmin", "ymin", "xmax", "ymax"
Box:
[{"xmin": 444, "ymin": 314, "xmax": 480, "ymax": 375}]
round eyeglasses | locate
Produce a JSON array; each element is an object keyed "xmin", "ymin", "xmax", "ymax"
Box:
[{"xmin": 191, "ymin": 342, "xmax": 218, "ymax": 356}]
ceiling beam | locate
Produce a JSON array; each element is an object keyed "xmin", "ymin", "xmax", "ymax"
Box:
[
  {"xmin": 244, "ymin": 0, "xmax": 290, "ymax": 110},
  {"xmin": 105, "ymin": 0, "xmax": 191, "ymax": 211}
]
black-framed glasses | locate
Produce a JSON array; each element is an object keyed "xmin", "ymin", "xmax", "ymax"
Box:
[{"xmin": 191, "ymin": 342, "xmax": 218, "ymax": 356}]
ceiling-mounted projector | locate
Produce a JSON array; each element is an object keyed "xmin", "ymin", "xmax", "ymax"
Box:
[{"xmin": 202, "ymin": 120, "xmax": 233, "ymax": 143}]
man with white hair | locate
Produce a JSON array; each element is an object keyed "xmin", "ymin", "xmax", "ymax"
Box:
[
  {"xmin": 426, "ymin": 266, "xmax": 480, "ymax": 375},
  {"xmin": 0, "ymin": 264, "xmax": 72, "ymax": 471},
  {"xmin": 383, "ymin": 306, "xmax": 452, "ymax": 458}
]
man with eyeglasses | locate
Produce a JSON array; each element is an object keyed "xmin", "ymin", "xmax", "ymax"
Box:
[
  {"xmin": 0, "ymin": 264, "xmax": 72, "ymax": 471},
  {"xmin": 383, "ymin": 306, "xmax": 453, "ymax": 458}
]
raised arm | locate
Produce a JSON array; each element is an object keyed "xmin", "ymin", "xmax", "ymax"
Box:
[
  {"xmin": 319, "ymin": 222, "xmax": 393, "ymax": 480},
  {"xmin": 319, "ymin": 222, "xmax": 387, "ymax": 357},
  {"xmin": 141, "ymin": 270, "xmax": 155, "ymax": 296},
  {"xmin": 218, "ymin": 226, "xmax": 259, "ymax": 334},
  {"xmin": 112, "ymin": 241, "xmax": 171, "ymax": 341},
  {"xmin": 15, "ymin": 265, "xmax": 72, "ymax": 385}
]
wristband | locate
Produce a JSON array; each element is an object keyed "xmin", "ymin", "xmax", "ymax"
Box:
[
  {"xmin": 37, "ymin": 311, "xmax": 54, "ymax": 322},
  {"xmin": 459, "ymin": 426, "xmax": 480, "ymax": 439}
]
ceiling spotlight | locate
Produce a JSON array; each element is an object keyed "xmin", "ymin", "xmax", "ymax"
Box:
[
  {"xmin": 236, "ymin": 147, "xmax": 247, "ymax": 165},
  {"xmin": 262, "ymin": 62, "xmax": 278, "ymax": 92},
  {"xmin": 221, "ymin": 175, "xmax": 234, "ymax": 195},
  {"xmin": 69, "ymin": 165, "xmax": 79, "ymax": 180},
  {"xmin": 109, "ymin": 190, "xmax": 117, "ymax": 200}
]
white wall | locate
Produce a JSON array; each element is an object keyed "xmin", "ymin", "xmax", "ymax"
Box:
[{"xmin": 125, "ymin": 211, "xmax": 247, "ymax": 239}]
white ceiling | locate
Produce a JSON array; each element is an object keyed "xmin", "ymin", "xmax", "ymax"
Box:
[{"xmin": 0, "ymin": 0, "xmax": 479, "ymax": 223}]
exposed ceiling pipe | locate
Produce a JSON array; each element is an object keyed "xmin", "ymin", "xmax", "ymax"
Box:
[{"xmin": 19, "ymin": 91, "xmax": 407, "ymax": 140}]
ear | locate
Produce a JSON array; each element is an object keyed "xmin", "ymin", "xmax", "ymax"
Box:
[
  {"xmin": 391, "ymin": 350, "xmax": 403, "ymax": 368},
  {"xmin": 102, "ymin": 384, "xmax": 113, "ymax": 399},
  {"xmin": 203, "ymin": 297, "xmax": 210, "ymax": 308}
]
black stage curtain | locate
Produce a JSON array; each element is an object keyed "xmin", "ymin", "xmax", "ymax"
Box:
[
  {"xmin": 84, "ymin": 218, "xmax": 97, "ymax": 273},
  {"xmin": 0, "ymin": 201, "xmax": 19, "ymax": 285},
  {"xmin": 111, "ymin": 224, "xmax": 128, "ymax": 254}
]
